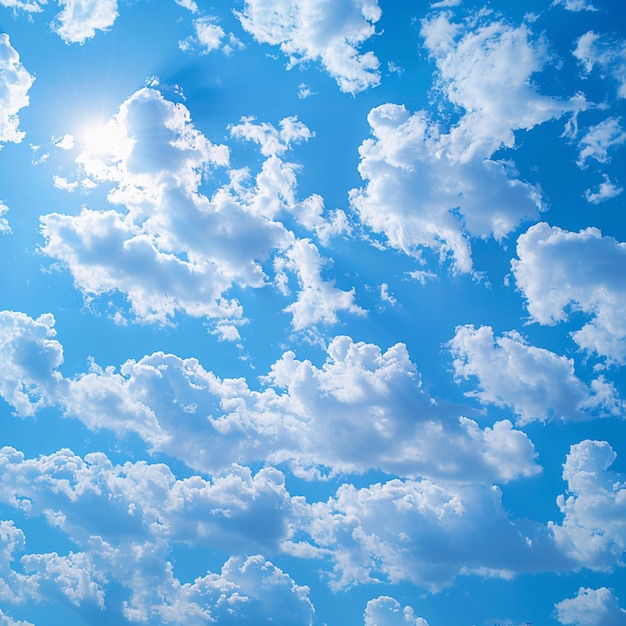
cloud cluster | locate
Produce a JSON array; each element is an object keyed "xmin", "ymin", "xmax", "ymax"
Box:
[
  {"xmin": 305, "ymin": 476, "xmax": 566, "ymax": 590},
  {"xmin": 512, "ymin": 222, "xmax": 626, "ymax": 363},
  {"xmin": 41, "ymin": 87, "xmax": 356, "ymax": 333},
  {"xmin": 0, "ymin": 35, "xmax": 34, "ymax": 147},
  {"xmin": 350, "ymin": 12, "xmax": 584, "ymax": 272},
  {"xmin": 0, "ymin": 416, "xmax": 623, "ymax": 606},
  {"xmin": 0, "ymin": 447, "xmax": 314, "ymax": 623},
  {"xmin": 449, "ymin": 324, "xmax": 623, "ymax": 424},
  {"xmin": 236, "ymin": 0, "xmax": 382, "ymax": 93},
  {"xmin": 0, "ymin": 311, "xmax": 539, "ymax": 482}
]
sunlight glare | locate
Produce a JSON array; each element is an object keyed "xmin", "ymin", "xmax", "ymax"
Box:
[{"xmin": 79, "ymin": 118, "xmax": 128, "ymax": 157}]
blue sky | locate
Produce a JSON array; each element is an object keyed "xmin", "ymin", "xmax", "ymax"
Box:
[{"xmin": 0, "ymin": 0, "xmax": 626, "ymax": 624}]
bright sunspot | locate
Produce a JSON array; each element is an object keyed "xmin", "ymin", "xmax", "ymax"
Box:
[{"xmin": 80, "ymin": 122, "xmax": 112, "ymax": 154}]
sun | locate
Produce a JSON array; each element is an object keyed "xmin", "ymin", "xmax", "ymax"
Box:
[
  {"xmin": 79, "ymin": 120, "xmax": 116, "ymax": 155},
  {"xmin": 78, "ymin": 117, "xmax": 129, "ymax": 157}
]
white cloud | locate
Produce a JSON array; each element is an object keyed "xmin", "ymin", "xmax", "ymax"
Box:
[
  {"xmin": 0, "ymin": 608, "xmax": 34, "ymax": 626},
  {"xmin": 421, "ymin": 12, "xmax": 586, "ymax": 162},
  {"xmin": 364, "ymin": 596, "xmax": 429, "ymax": 626},
  {"xmin": 549, "ymin": 440, "xmax": 626, "ymax": 569},
  {"xmin": 52, "ymin": 134, "xmax": 75, "ymax": 151},
  {"xmin": 52, "ymin": 0, "xmax": 119, "ymax": 44},
  {"xmin": 574, "ymin": 32, "xmax": 626, "ymax": 98},
  {"xmin": 556, "ymin": 587, "xmax": 626, "ymax": 626},
  {"xmin": 0, "ymin": 446, "xmax": 315, "ymax": 622},
  {"xmin": 0, "ymin": 312, "xmax": 539, "ymax": 483},
  {"xmin": 350, "ymin": 12, "xmax": 589, "ymax": 273},
  {"xmin": 552, "ymin": 0, "xmax": 597, "ymax": 11},
  {"xmin": 281, "ymin": 239, "xmax": 364, "ymax": 329},
  {"xmin": 41, "ymin": 88, "xmax": 354, "ymax": 331},
  {"xmin": 174, "ymin": 0, "xmax": 198, "ymax": 12},
  {"xmin": 577, "ymin": 117, "xmax": 626, "ymax": 167},
  {"xmin": 0, "ymin": 35, "xmax": 35, "ymax": 147},
  {"xmin": 179, "ymin": 17, "xmax": 240, "ymax": 55},
  {"xmin": 585, "ymin": 174, "xmax": 623, "ymax": 204},
  {"xmin": 0, "ymin": 201, "xmax": 11, "ymax": 234},
  {"xmin": 230, "ymin": 115, "xmax": 314, "ymax": 157},
  {"xmin": 349, "ymin": 104, "xmax": 543, "ymax": 273},
  {"xmin": 236, "ymin": 0, "xmax": 382, "ymax": 94},
  {"xmin": 0, "ymin": 311, "xmax": 63, "ymax": 417},
  {"xmin": 449, "ymin": 325, "xmax": 624, "ymax": 424},
  {"xmin": 512, "ymin": 222, "xmax": 626, "ymax": 363},
  {"xmin": 305, "ymin": 476, "xmax": 566, "ymax": 590},
  {"xmin": 0, "ymin": 0, "xmax": 42, "ymax": 11},
  {"xmin": 380, "ymin": 283, "xmax": 396, "ymax": 305},
  {"xmin": 21, "ymin": 551, "xmax": 106, "ymax": 609}
]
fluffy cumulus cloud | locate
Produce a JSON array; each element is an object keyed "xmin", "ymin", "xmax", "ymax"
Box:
[
  {"xmin": 0, "ymin": 311, "xmax": 539, "ymax": 482},
  {"xmin": 41, "ymin": 87, "xmax": 356, "ymax": 331},
  {"xmin": 549, "ymin": 440, "xmax": 626, "ymax": 569},
  {"xmin": 364, "ymin": 596, "xmax": 428, "ymax": 626},
  {"xmin": 236, "ymin": 0, "xmax": 382, "ymax": 93},
  {"xmin": 305, "ymin": 476, "xmax": 567, "ymax": 590},
  {"xmin": 51, "ymin": 0, "xmax": 119, "ymax": 44},
  {"xmin": 0, "ymin": 311, "xmax": 63, "ymax": 417},
  {"xmin": 449, "ymin": 325, "xmax": 623, "ymax": 424},
  {"xmin": 0, "ymin": 447, "xmax": 315, "ymax": 623},
  {"xmin": 350, "ymin": 12, "xmax": 585, "ymax": 273},
  {"xmin": 0, "ymin": 35, "xmax": 34, "ymax": 147},
  {"xmin": 512, "ymin": 222, "xmax": 626, "ymax": 363},
  {"xmin": 555, "ymin": 587, "xmax": 626, "ymax": 625},
  {"xmin": 574, "ymin": 32, "xmax": 626, "ymax": 98},
  {"xmin": 349, "ymin": 103, "xmax": 543, "ymax": 273}
]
